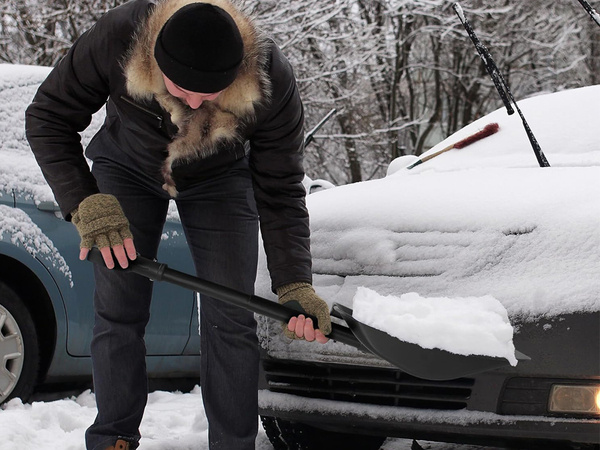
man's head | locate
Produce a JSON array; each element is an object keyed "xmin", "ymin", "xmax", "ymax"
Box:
[{"xmin": 154, "ymin": 3, "xmax": 244, "ymax": 94}]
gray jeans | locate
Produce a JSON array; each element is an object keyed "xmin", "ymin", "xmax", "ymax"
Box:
[{"xmin": 85, "ymin": 142, "xmax": 259, "ymax": 450}]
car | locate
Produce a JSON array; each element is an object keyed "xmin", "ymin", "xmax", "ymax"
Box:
[
  {"xmin": 254, "ymin": 85, "xmax": 600, "ymax": 449},
  {"xmin": 0, "ymin": 64, "xmax": 200, "ymax": 405}
]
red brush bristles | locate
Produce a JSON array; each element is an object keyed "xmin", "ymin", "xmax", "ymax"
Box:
[
  {"xmin": 453, "ymin": 122, "xmax": 500, "ymax": 149},
  {"xmin": 406, "ymin": 122, "xmax": 501, "ymax": 169}
]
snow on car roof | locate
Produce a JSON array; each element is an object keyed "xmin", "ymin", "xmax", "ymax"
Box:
[
  {"xmin": 0, "ymin": 64, "xmax": 54, "ymax": 203},
  {"xmin": 0, "ymin": 64, "xmax": 103, "ymax": 204},
  {"xmin": 0, "ymin": 63, "xmax": 181, "ymax": 221},
  {"xmin": 415, "ymin": 84, "xmax": 600, "ymax": 171}
]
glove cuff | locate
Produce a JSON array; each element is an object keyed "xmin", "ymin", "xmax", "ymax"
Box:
[{"xmin": 276, "ymin": 282, "xmax": 313, "ymax": 297}]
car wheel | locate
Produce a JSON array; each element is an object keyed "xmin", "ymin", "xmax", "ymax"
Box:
[
  {"xmin": 261, "ymin": 416, "xmax": 386, "ymax": 450},
  {"xmin": 0, "ymin": 281, "xmax": 40, "ymax": 404}
]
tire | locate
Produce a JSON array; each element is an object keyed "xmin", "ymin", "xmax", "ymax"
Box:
[
  {"xmin": 0, "ymin": 282, "xmax": 40, "ymax": 404},
  {"xmin": 261, "ymin": 416, "xmax": 386, "ymax": 450}
]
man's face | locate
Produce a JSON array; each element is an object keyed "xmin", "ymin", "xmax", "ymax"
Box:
[{"xmin": 162, "ymin": 74, "xmax": 222, "ymax": 109}]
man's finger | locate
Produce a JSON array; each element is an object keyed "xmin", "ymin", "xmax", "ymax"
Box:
[
  {"xmin": 304, "ymin": 318, "xmax": 316, "ymax": 342},
  {"xmin": 287, "ymin": 316, "xmax": 298, "ymax": 332},
  {"xmin": 124, "ymin": 238, "xmax": 137, "ymax": 260},
  {"xmin": 79, "ymin": 247, "xmax": 89, "ymax": 261},
  {"xmin": 100, "ymin": 246, "xmax": 115, "ymax": 269},
  {"xmin": 294, "ymin": 314, "xmax": 306, "ymax": 338},
  {"xmin": 112, "ymin": 244, "xmax": 129, "ymax": 269},
  {"xmin": 315, "ymin": 329, "xmax": 330, "ymax": 344}
]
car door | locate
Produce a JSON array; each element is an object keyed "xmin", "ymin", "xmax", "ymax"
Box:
[{"xmin": 14, "ymin": 196, "xmax": 196, "ymax": 357}]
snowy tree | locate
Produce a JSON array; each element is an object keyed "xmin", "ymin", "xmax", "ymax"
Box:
[
  {"xmin": 1, "ymin": 0, "xmax": 597, "ymax": 183},
  {"xmin": 253, "ymin": 0, "xmax": 597, "ymax": 182},
  {"xmin": 0, "ymin": 0, "xmax": 121, "ymax": 65}
]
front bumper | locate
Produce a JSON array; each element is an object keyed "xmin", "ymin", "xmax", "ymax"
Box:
[
  {"xmin": 257, "ymin": 310, "xmax": 600, "ymax": 447},
  {"xmin": 259, "ymin": 388, "xmax": 600, "ymax": 447},
  {"xmin": 258, "ymin": 357, "xmax": 600, "ymax": 447}
]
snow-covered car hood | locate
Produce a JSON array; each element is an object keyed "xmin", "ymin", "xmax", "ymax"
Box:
[{"xmin": 304, "ymin": 165, "xmax": 599, "ymax": 319}]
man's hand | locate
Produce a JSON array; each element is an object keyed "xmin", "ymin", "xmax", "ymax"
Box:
[
  {"xmin": 71, "ymin": 193, "xmax": 137, "ymax": 269},
  {"xmin": 277, "ymin": 282, "xmax": 331, "ymax": 344},
  {"xmin": 286, "ymin": 314, "xmax": 329, "ymax": 344}
]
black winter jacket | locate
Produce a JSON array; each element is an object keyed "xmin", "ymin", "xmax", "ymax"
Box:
[{"xmin": 25, "ymin": 0, "xmax": 312, "ymax": 290}]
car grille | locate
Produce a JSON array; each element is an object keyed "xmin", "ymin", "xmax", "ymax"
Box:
[{"xmin": 263, "ymin": 360, "xmax": 474, "ymax": 410}]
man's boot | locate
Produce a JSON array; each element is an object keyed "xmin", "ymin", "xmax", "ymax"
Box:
[{"xmin": 104, "ymin": 439, "xmax": 130, "ymax": 450}]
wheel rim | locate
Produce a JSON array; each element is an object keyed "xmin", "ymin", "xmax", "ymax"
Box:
[{"xmin": 0, "ymin": 305, "xmax": 24, "ymax": 403}]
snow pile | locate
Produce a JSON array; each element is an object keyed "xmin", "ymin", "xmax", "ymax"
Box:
[
  {"xmin": 0, "ymin": 393, "xmax": 95, "ymax": 449},
  {"xmin": 0, "ymin": 387, "xmax": 260, "ymax": 450},
  {"xmin": 352, "ymin": 287, "xmax": 517, "ymax": 365}
]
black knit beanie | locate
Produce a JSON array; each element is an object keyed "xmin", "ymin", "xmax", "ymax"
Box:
[{"xmin": 155, "ymin": 3, "xmax": 244, "ymax": 93}]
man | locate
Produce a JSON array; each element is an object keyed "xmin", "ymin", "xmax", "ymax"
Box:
[{"xmin": 25, "ymin": 1, "xmax": 331, "ymax": 449}]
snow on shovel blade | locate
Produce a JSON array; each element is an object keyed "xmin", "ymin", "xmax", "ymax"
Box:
[
  {"xmin": 332, "ymin": 303, "xmax": 528, "ymax": 381},
  {"xmin": 87, "ymin": 249, "xmax": 528, "ymax": 381}
]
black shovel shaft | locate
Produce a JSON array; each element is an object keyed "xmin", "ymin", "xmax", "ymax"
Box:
[
  {"xmin": 87, "ymin": 249, "xmax": 362, "ymax": 350},
  {"xmin": 87, "ymin": 248, "xmax": 528, "ymax": 380}
]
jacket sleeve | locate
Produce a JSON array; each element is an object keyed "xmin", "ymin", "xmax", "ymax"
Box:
[
  {"xmin": 25, "ymin": 8, "xmax": 128, "ymax": 219},
  {"xmin": 249, "ymin": 44, "xmax": 312, "ymax": 291}
]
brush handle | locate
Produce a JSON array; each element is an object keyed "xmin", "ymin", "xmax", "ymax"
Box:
[{"xmin": 406, "ymin": 123, "xmax": 499, "ymax": 170}]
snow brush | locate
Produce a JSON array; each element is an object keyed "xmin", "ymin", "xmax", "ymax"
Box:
[{"xmin": 406, "ymin": 122, "xmax": 499, "ymax": 170}]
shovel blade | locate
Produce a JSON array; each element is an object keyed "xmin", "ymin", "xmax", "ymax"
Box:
[{"xmin": 332, "ymin": 303, "xmax": 516, "ymax": 380}]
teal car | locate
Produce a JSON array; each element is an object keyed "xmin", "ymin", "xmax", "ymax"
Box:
[{"xmin": 0, "ymin": 64, "xmax": 200, "ymax": 405}]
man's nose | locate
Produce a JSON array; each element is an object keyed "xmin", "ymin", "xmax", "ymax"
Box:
[{"xmin": 186, "ymin": 94, "xmax": 204, "ymax": 109}]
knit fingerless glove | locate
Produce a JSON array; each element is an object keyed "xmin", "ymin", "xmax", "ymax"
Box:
[
  {"xmin": 277, "ymin": 282, "xmax": 332, "ymax": 339},
  {"xmin": 71, "ymin": 193, "xmax": 133, "ymax": 250}
]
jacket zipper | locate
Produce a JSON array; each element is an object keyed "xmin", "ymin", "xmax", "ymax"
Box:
[{"xmin": 120, "ymin": 95, "xmax": 163, "ymax": 129}]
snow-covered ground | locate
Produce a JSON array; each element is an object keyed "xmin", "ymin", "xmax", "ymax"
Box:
[{"xmin": 0, "ymin": 388, "xmax": 508, "ymax": 450}]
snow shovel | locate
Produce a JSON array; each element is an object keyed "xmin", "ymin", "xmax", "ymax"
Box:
[{"xmin": 87, "ymin": 248, "xmax": 529, "ymax": 381}]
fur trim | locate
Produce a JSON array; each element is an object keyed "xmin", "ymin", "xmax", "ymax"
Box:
[{"xmin": 122, "ymin": 0, "xmax": 271, "ymax": 196}]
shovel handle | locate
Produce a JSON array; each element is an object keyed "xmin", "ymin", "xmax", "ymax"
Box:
[
  {"xmin": 86, "ymin": 248, "xmax": 365, "ymax": 351},
  {"xmin": 281, "ymin": 300, "xmax": 320, "ymax": 330}
]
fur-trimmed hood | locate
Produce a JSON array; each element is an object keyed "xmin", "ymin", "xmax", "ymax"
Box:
[{"xmin": 122, "ymin": 0, "xmax": 271, "ymax": 196}]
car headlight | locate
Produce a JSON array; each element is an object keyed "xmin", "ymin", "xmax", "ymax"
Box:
[{"xmin": 548, "ymin": 384, "xmax": 600, "ymax": 415}]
